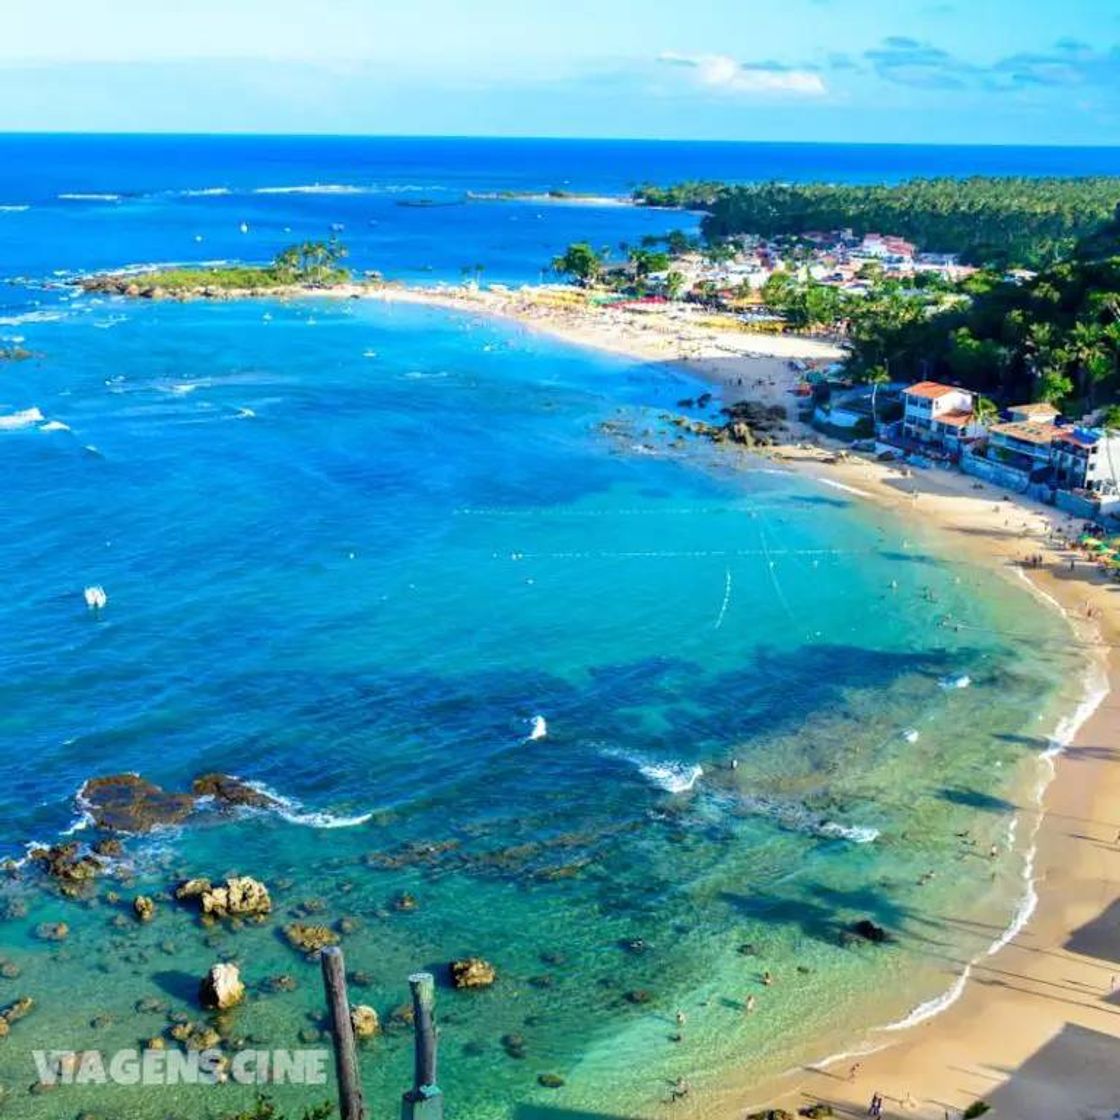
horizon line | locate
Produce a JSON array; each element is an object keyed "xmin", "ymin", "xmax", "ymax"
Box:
[{"xmin": 1, "ymin": 129, "xmax": 1120, "ymax": 152}]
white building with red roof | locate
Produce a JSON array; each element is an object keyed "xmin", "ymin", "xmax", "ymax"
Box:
[{"xmin": 901, "ymin": 381, "xmax": 977, "ymax": 450}]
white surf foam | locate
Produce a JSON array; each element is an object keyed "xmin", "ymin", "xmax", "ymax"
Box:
[
  {"xmin": 58, "ymin": 193, "xmax": 121, "ymax": 202},
  {"xmin": 0, "ymin": 204, "xmax": 29, "ymax": 213},
  {"xmin": 0, "ymin": 407, "xmax": 45, "ymax": 430},
  {"xmin": 252, "ymin": 184, "xmax": 368, "ymax": 195},
  {"xmin": 938, "ymin": 672, "xmax": 971, "ymax": 690},
  {"xmin": 38, "ymin": 419, "xmax": 71, "ymax": 433},
  {"xmin": 816, "ymin": 477, "xmax": 874, "ymax": 499},
  {"xmin": 526, "ymin": 715, "xmax": 548, "ymax": 741},
  {"xmin": 604, "ymin": 749, "xmax": 703, "ymax": 793},
  {"xmin": 239, "ymin": 780, "xmax": 373, "ymax": 829}
]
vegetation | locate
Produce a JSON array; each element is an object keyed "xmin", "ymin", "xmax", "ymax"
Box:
[
  {"xmin": 550, "ymin": 241, "xmax": 605, "ymax": 286},
  {"xmin": 638, "ymin": 177, "xmax": 1120, "ymax": 269},
  {"xmin": 100, "ymin": 240, "xmax": 350, "ymax": 293},
  {"xmin": 841, "ymin": 209, "xmax": 1120, "ymax": 412}
]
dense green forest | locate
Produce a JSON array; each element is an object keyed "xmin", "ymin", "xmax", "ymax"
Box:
[
  {"xmin": 841, "ymin": 208, "xmax": 1120, "ymax": 416},
  {"xmin": 634, "ymin": 178, "xmax": 1120, "ymax": 269}
]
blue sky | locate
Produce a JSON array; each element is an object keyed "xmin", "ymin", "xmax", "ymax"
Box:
[{"xmin": 3, "ymin": 0, "xmax": 1120, "ymax": 143}]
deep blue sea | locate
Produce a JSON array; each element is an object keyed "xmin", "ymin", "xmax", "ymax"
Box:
[{"xmin": 0, "ymin": 135, "xmax": 1104, "ymax": 1119}]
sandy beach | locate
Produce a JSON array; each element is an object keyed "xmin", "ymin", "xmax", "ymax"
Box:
[{"xmin": 378, "ymin": 282, "xmax": 1120, "ymax": 1120}]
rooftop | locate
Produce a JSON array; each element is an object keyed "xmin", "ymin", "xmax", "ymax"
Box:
[
  {"xmin": 989, "ymin": 419, "xmax": 1058, "ymax": 446},
  {"xmin": 904, "ymin": 381, "xmax": 965, "ymax": 401},
  {"xmin": 935, "ymin": 409, "xmax": 974, "ymax": 428}
]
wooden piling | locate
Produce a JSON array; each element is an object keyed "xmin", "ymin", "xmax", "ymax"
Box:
[
  {"xmin": 320, "ymin": 946, "xmax": 368, "ymax": 1120},
  {"xmin": 402, "ymin": 971, "xmax": 443, "ymax": 1120}
]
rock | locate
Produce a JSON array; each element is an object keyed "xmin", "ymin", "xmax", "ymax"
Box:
[
  {"xmin": 349, "ymin": 1005, "xmax": 379, "ymax": 1038},
  {"xmin": 620, "ymin": 937, "xmax": 649, "ymax": 955},
  {"xmin": 386, "ymin": 1003, "xmax": 414, "ymax": 1029},
  {"xmin": 199, "ymin": 962, "xmax": 245, "ymax": 1011},
  {"xmin": 850, "ymin": 919, "xmax": 889, "ymax": 944},
  {"xmin": 747, "ymin": 1112, "xmax": 794, "ymax": 1120},
  {"xmin": 283, "ymin": 923, "xmax": 339, "ymax": 956},
  {"xmin": 197, "ymin": 877, "xmax": 271, "ymax": 920},
  {"xmin": 135, "ymin": 997, "xmax": 167, "ymax": 1014},
  {"xmin": 0, "ymin": 961, "xmax": 21, "ymax": 979},
  {"xmin": 450, "ymin": 958, "xmax": 496, "ymax": 989},
  {"xmin": 190, "ymin": 774, "xmax": 279, "ymax": 810},
  {"xmin": 501, "ymin": 1032, "xmax": 526, "ymax": 1059},
  {"xmin": 80, "ymin": 775, "xmax": 196, "ymax": 834},
  {"xmin": 348, "ymin": 970, "xmax": 373, "ymax": 988},
  {"xmin": 145, "ymin": 1036, "xmax": 166, "ymax": 1051},
  {"xmin": 35, "ymin": 922, "xmax": 68, "ymax": 942},
  {"xmin": 538, "ymin": 1073, "xmax": 565, "ymax": 1089},
  {"xmin": 133, "ymin": 896, "xmax": 156, "ymax": 923},
  {"xmin": 92, "ymin": 839, "xmax": 123, "ymax": 858},
  {"xmin": 259, "ymin": 974, "xmax": 297, "ymax": 995},
  {"xmin": 2, "ymin": 996, "xmax": 34, "ymax": 1024},
  {"xmin": 174, "ymin": 878, "xmax": 212, "ymax": 901},
  {"xmin": 623, "ymin": 989, "xmax": 651, "ymax": 1005},
  {"xmin": 391, "ymin": 892, "xmax": 418, "ymax": 912},
  {"xmin": 28, "ymin": 843, "xmax": 102, "ymax": 886}
]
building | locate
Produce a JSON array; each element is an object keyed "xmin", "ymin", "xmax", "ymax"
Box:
[
  {"xmin": 901, "ymin": 381, "xmax": 977, "ymax": 450},
  {"xmin": 986, "ymin": 418, "xmax": 1057, "ymax": 480},
  {"xmin": 1051, "ymin": 427, "xmax": 1120, "ymax": 494}
]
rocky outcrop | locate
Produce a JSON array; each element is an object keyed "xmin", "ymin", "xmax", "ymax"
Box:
[
  {"xmin": 198, "ymin": 877, "xmax": 271, "ymax": 921},
  {"xmin": 174, "ymin": 878, "xmax": 211, "ymax": 902},
  {"xmin": 350, "ymin": 1005, "xmax": 380, "ymax": 1038},
  {"xmin": 35, "ymin": 922, "xmax": 68, "ymax": 942},
  {"xmin": 80, "ymin": 775, "xmax": 196, "ymax": 834},
  {"xmin": 449, "ymin": 958, "xmax": 496, "ymax": 989},
  {"xmin": 27, "ymin": 843, "xmax": 103, "ymax": 894},
  {"xmin": 133, "ymin": 896, "xmax": 156, "ymax": 923},
  {"xmin": 284, "ymin": 923, "xmax": 339, "ymax": 956},
  {"xmin": 191, "ymin": 774, "xmax": 278, "ymax": 810},
  {"xmin": 199, "ymin": 962, "xmax": 245, "ymax": 1011}
]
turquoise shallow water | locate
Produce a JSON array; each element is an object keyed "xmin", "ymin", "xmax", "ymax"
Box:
[{"xmin": 0, "ymin": 293, "xmax": 1088, "ymax": 1119}]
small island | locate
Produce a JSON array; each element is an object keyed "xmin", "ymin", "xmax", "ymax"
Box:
[{"xmin": 77, "ymin": 239, "xmax": 354, "ymax": 299}]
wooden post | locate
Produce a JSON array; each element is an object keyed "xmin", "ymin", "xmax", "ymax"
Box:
[
  {"xmin": 320, "ymin": 946, "xmax": 368, "ymax": 1120},
  {"xmin": 402, "ymin": 971, "xmax": 442, "ymax": 1120}
]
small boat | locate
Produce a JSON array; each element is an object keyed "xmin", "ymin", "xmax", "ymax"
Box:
[
  {"xmin": 239, "ymin": 221, "xmax": 249, "ymax": 234},
  {"xmin": 83, "ymin": 585, "xmax": 108, "ymax": 610}
]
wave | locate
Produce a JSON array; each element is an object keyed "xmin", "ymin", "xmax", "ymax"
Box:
[
  {"xmin": 178, "ymin": 187, "xmax": 232, "ymax": 198},
  {"xmin": 0, "ymin": 204, "xmax": 29, "ymax": 213},
  {"xmin": 252, "ymin": 184, "xmax": 369, "ymax": 196},
  {"xmin": 0, "ymin": 310, "xmax": 68, "ymax": 326},
  {"xmin": 0, "ymin": 407, "xmax": 45, "ymax": 430},
  {"xmin": 38, "ymin": 419, "xmax": 71, "ymax": 433},
  {"xmin": 603, "ymin": 749, "xmax": 702, "ymax": 793},
  {"xmin": 239, "ymin": 780, "xmax": 373, "ymax": 829},
  {"xmin": 58, "ymin": 193, "xmax": 121, "ymax": 202}
]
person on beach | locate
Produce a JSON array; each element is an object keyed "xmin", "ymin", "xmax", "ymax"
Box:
[
  {"xmin": 848, "ymin": 1062, "xmax": 862, "ymax": 1082},
  {"xmin": 745, "ymin": 994, "xmax": 756, "ymax": 1013},
  {"xmin": 675, "ymin": 1009, "xmax": 687, "ymax": 1027},
  {"xmin": 868, "ymin": 1092, "xmax": 883, "ymax": 1117},
  {"xmin": 762, "ymin": 970, "xmax": 774, "ymax": 986},
  {"xmin": 670, "ymin": 1077, "xmax": 690, "ymax": 1101}
]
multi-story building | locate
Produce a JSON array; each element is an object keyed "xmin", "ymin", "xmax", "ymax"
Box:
[{"xmin": 901, "ymin": 381, "xmax": 977, "ymax": 450}]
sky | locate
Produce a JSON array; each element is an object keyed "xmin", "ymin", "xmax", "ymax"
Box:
[{"xmin": 3, "ymin": 0, "xmax": 1120, "ymax": 144}]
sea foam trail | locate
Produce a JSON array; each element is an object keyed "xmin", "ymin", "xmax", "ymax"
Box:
[
  {"xmin": 738, "ymin": 794, "xmax": 880, "ymax": 844},
  {"xmin": 240, "ymin": 781, "xmax": 374, "ymax": 829},
  {"xmin": 603, "ymin": 749, "xmax": 703, "ymax": 793}
]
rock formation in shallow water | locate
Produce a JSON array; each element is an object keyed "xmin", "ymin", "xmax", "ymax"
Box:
[
  {"xmin": 80, "ymin": 774, "xmax": 196, "ymax": 833},
  {"xmin": 199, "ymin": 962, "xmax": 245, "ymax": 1010},
  {"xmin": 450, "ymin": 957, "xmax": 497, "ymax": 988},
  {"xmin": 191, "ymin": 773, "xmax": 279, "ymax": 810}
]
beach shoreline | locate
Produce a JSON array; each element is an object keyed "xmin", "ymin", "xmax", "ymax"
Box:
[
  {"xmin": 73, "ymin": 274, "xmax": 1120, "ymax": 1115},
  {"xmin": 373, "ymin": 282, "xmax": 1120, "ymax": 1119}
]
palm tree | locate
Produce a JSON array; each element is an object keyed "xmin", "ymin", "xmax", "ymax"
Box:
[
  {"xmin": 865, "ymin": 365, "xmax": 890, "ymax": 428},
  {"xmin": 973, "ymin": 396, "xmax": 998, "ymax": 432}
]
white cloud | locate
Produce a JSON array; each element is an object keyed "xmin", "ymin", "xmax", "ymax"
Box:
[{"xmin": 658, "ymin": 52, "xmax": 826, "ymax": 97}]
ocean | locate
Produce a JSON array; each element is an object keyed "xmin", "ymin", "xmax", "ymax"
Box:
[{"xmin": 0, "ymin": 135, "xmax": 1107, "ymax": 1119}]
